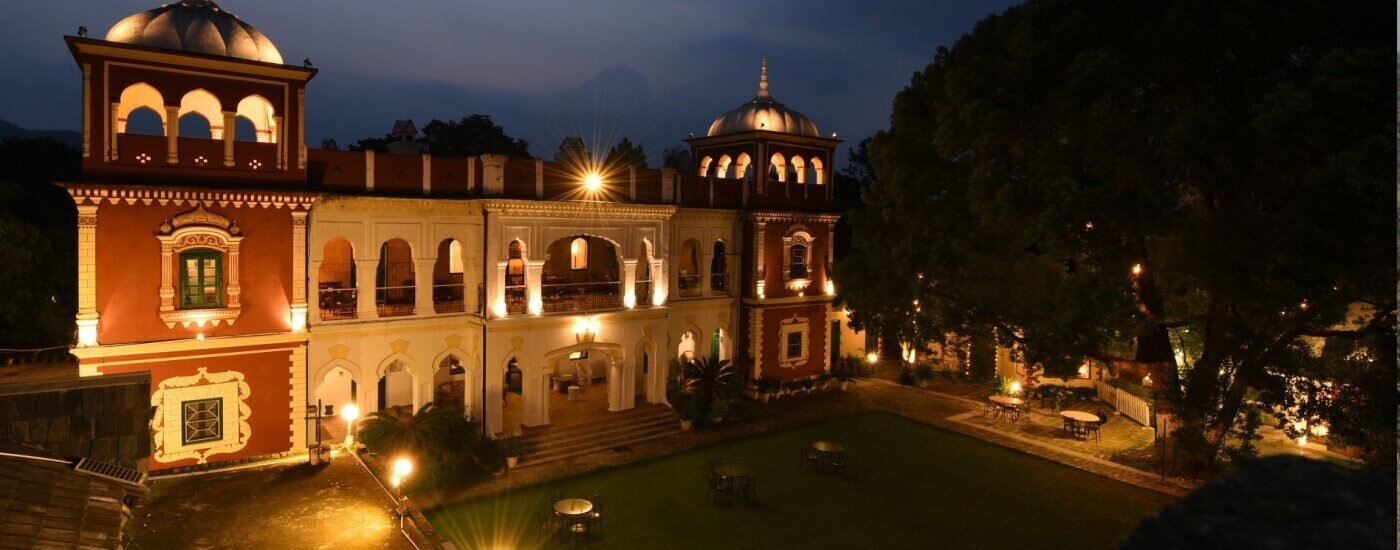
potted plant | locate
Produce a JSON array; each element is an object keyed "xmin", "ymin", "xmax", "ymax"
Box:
[
  {"xmin": 815, "ymin": 373, "xmax": 831, "ymax": 391},
  {"xmin": 756, "ymin": 377, "xmax": 781, "ymax": 402},
  {"xmin": 709, "ymin": 398, "xmax": 730, "ymax": 424},
  {"xmin": 911, "ymin": 363, "xmax": 936, "ymax": 388},
  {"xmin": 672, "ymin": 391, "xmax": 699, "ymax": 431},
  {"xmin": 780, "ymin": 380, "xmax": 799, "ymax": 398},
  {"xmin": 500, "ymin": 436, "xmax": 528, "ymax": 468}
]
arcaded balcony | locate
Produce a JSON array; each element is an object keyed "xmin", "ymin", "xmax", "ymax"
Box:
[
  {"xmin": 376, "ymin": 238, "xmax": 415, "ymax": 317},
  {"xmin": 433, "ymin": 239, "xmax": 467, "ymax": 314},
  {"xmin": 318, "ymin": 237, "xmax": 358, "ymax": 320},
  {"xmin": 540, "ymin": 235, "xmax": 624, "ymax": 314}
]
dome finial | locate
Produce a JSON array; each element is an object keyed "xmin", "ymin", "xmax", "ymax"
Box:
[{"xmin": 757, "ymin": 57, "xmax": 770, "ymax": 99}]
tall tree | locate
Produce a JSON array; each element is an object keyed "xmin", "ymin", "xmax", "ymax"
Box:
[
  {"xmin": 350, "ymin": 115, "xmax": 531, "ymax": 158},
  {"xmin": 661, "ymin": 145, "xmax": 690, "ymax": 172},
  {"xmin": 604, "ymin": 137, "xmax": 647, "ymax": 168},
  {"xmin": 0, "ymin": 138, "xmax": 80, "ymax": 348},
  {"xmin": 837, "ymin": 0, "xmax": 1394, "ymax": 471}
]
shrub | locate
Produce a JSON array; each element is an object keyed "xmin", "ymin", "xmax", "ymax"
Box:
[
  {"xmin": 896, "ymin": 368, "xmax": 916, "ymax": 386},
  {"xmin": 670, "ymin": 391, "xmax": 701, "ymax": 421},
  {"xmin": 1106, "ymin": 377, "xmax": 1155, "ymax": 402},
  {"xmin": 756, "ymin": 376, "xmax": 782, "ymax": 394},
  {"xmin": 500, "ymin": 436, "xmax": 529, "ymax": 458},
  {"xmin": 911, "ymin": 363, "xmax": 936, "ymax": 384}
]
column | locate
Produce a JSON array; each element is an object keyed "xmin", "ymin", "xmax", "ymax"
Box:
[
  {"xmin": 622, "ymin": 258, "xmax": 638, "ymax": 308},
  {"xmin": 356, "ymin": 259, "xmax": 379, "ymax": 319},
  {"xmin": 525, "ymin": 260, "xmax": 544, "ymax": 315},
  {"xmin": 607, "ymin": 356, "xmax": 623, "ymax": 412},
  {"xmin": 753, "ymin": 221, "xmax": 767, "ymax": 298},
  {"xmin": 75, "ymin": 204, "xmax": 99, "ymax": 347},
  {"xmin": 297, "ymin": 88, "xmax": 306, "ymax": 169},
  {"xmin": 109, "ymin": 102, "xmax": 119, "ymax": 160},
  {"xmin": 222, "ymin": 111, "xmax": 236, "ymax": 167},
  {"xmin": 493, "ymin": 260, "xmax": 508, "ymax": 317},
  {"xmin": 81, "ymin": 64, "xmax": 90, "ymax": 158},
  {"xmin": 650, "ymin": 259, "xmax": 665, "ymax": 306},
  {"xmin": 288, "ymin": 346, "xmax": 308, "ymax": 451},
  {"xmin": 307, "ymin": 258, "xmax": 322, "ymax": 322},
  {"xmin": 414, "ymin": 258, "xmax": 436, "ymax": 316},
  {"xmin": 290, "ymin": 211, "xmax": 308, "ymax": 331},
  {"xmin": 274, "ymin": 114, "xmax": 285, "ymax": 169},
  {"xmin": 164, "ymin": 106, "xmax": 179, "ymax": 164}
]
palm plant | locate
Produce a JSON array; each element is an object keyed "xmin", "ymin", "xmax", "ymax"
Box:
[
  {"xmin": 356, "ymin": 402, "xmax": 456, "ymax": 456},
  {"xmin": 683, "ymin": 356, "xmax": 742, "ymax": 415}
]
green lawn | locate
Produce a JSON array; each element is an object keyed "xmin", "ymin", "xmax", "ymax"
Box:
[{"xmin": 425, "ymin": 411, "xmax": 1174, "ymax": 549}]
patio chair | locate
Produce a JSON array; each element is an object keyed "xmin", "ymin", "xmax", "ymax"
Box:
[
  {"xmin": 707, "ymin": 473, "xmax": 732, "ymax": 503},
  {"xmin": 588, "ymin": 494, "xmax": 605, "ymax": 534},
  {"xmin": 739, "ymin": 476, "xmax": 758, "ymax": 503},
  {"xmin": 828, "ymin": 451, "xmax": 849, "ymax": 476},
  {"xmin": 1085, "ymin": 421, "xmax": 1102, "ymax": 442},
  {"xmin": 538, "ymin": 509, "xmax": 563, "ymax": 540},
  {"xmin": 800, "ymin": 447, "xmax": 819, "ymax": 471}
]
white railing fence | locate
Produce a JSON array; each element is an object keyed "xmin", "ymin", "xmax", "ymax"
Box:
[{"xmin": 1096, "ymin": 380, "xmax": 1154, "ymax": 427}]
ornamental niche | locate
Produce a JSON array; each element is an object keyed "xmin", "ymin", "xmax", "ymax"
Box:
[{"xmin": 156, "ymin": 205, "xmax": 244, "ymax": 328}]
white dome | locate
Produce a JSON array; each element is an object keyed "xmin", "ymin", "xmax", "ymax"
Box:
[
  {"xmin": 707, "ymin": 59, "xmax": 818, "ymax": 138},
  {"xmin": 106, "ymin": 0, "xmax": 283, "ymax": 65}
]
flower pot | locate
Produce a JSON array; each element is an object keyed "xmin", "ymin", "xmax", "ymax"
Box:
[
  {"xmin": 839, "ymin": 380, "xmax": 850, "ymax": 391},
  {"xmin": 680, "ymin": 419, "xmax": 693, "ymax": 431},
  {"xmin": 918, "ymin": 380, "xmax": 928, "ymax": 388},
  {"xmin": 506, "ymin": 456, "xmax": 519, "ymax": 468}
]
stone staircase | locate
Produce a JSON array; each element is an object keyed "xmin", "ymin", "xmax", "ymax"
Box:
[{"xmin": 516, "ymin": 404, "xmax": 681, "ymax": 467}]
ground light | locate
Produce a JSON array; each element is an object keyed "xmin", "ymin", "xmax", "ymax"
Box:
[
  {"xmin": 390, "ymin": 456, "xmax": 414, "ymax": 518},
  {"xmin": 583, "ymin": 173, "xmax": 603, "ymax": 192},
  {"xmin": 866, "ymin": 353, "xmax": 879, "ymax": 364},
  {"xmin": 340, "ymin": 403, "xmax": 359, "ymax": 449}
]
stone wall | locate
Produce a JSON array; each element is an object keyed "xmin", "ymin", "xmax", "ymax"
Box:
[{"xmin": 0, "ymin": 366, "xmax": 151, "ymax": 471}]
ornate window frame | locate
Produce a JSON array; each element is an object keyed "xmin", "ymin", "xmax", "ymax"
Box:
[
  {"xmin": 778, "ymin": 314, "xmax": 810, "ymax": 369},
  {"xmin": 158, "ymin": 205, "xmax": 243, "ymax": 328},
  {"xmin": 781, "ymin": 225, "xmax": 813, "ymax": 292},
  {"xmin": 153, "ymin": 367, "xmax": 251, "ymax": 464}
]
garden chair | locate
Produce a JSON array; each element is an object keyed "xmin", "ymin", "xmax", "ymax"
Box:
[
  {"xmin": 739, "ymin": 476, "xmax": 758, "ymax": 503},
  {"xmin": 828, "ymin": 451, "xmax": 849, "ymax": 476},
  {"xmin": 588, "ymin": 494, "xmax": 605, "ymax": 535},
  {"xmin": 538, "ymin": 509, "xmax": 563, "ymax": 540},
  {"xmin": 1085, "ymin": 421, "xmax": 1102, "ymax": 442},
  {"xmin": 800, "ymin": 447, "xmax": 819, "ymax": 471},
  {"xmin": 707, "ymin": 473, "xmax": 732, "ymax": 503}
]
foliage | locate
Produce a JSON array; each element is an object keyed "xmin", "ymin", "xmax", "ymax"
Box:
[
  {"xmin": 499, "ymin": 436, "xmax": 529, "ymax": 458},
  {"xmin": 1106, "ymin": 378, "xmax": 1156, "ymax": 403},
  {"xmin": 991, "ymin": 376, "xmax": 1018, "ymax": 397},
  {"xmin": 835, "ymin": 0, "xmax": 1395, "ymax": 473},
  {"xmin": 895, "ymin": 368, "xmax": 915, "ymax": 386},
  {"xmin": 352, "ymin": 115, "xmax": 531, "ymax": 158},
  {"xmin": 910, "ymin": 363, "xmax": 935, "ymax": 384},
  {"xmin": 660, "ymin": 145, "xmax": 691, "ymax": 171},
  {"xmin": 603, "ymin": 137, "xmax": 647, "ymax": 168},
  {"xmin": 755, "ymin": 376, "xmax": 782, "ymax": 393},
  {"xmin": 356, "ymin": 403, "xmax": 456, "ymax": 455},
  {"xmin": 1222, "ymin": 403, "xmax": 1264, "ymax": 464},
  {"xmin": 682, "ymin": 356, "xmax": 742, "ymax": 416},
  {"xmin": 669, "ymin": 390, "xmax": 701, "ymax": 421},
  {"xmin": 0, "ymin": 138, "xmax": 80, "ymax": 348}
]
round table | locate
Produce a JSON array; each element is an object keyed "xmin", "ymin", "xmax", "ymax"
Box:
[
  {"xmin": 713, "ymin": 463, "xmax": 749, "ymax": 479},
  {"xmin": 553, "ymin": 498, "xmax": 593, "ymax": 517},
  {"xmin": 1060, "ymin": 410, "xmax": 1099, "ymax": 423},
  {"xmin": 811, "ymin": 441, "xmax": 844, "ymax": 454},
  {"xmin": 988, "ymin": 395, "xmax": 1025, "ymax": 407}
]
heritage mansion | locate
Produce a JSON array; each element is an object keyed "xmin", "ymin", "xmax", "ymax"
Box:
[{"xmin": 64, "ymin": 0, "xmax": 857, "ymax": 471}]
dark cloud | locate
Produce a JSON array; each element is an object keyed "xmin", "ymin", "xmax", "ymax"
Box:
[{"xmin": 0, "ymin": 0, "xmax": 1018, "ymax": 167}]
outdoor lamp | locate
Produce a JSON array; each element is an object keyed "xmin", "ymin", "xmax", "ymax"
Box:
[
  {"xmin": 583, "ymin": 173, "xmax": 602, "ymax": 192},
  {"xmin": 393, "ymin": 456, "xmax": 414, "ymax": 479},
  {"xmin": 341, "ymin": 403, "xmax": 360, "ymax": 449}
]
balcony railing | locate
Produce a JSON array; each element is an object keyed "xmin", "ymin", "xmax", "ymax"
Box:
[
  {"xmin": 318, "ymin": 287, "xmax": 357, "ymax": 320},
  {"xmin": 710, "ymin": 273, "xmax": 728, "ymax": 295},
  {"xmin": 541, "ymin": 282, "xmax": 622, "ymax": 313},
  {"xmin": 634, "ymin": 280, "xmax": 652, "ymax": 305},
  {"xmin": 505, "ymin": 284, "xmax": 527, "ymax": 314},
  {"xmin": 376, "ymin": 285, "xmax": 416, "ymax": 317},
  {"xmin": 433, "ymin": 283, "xmax": 465, "ymax": 314},
  {"xmin": 678, "ymin": 274, "xmax": 702, "ymax": 298}
]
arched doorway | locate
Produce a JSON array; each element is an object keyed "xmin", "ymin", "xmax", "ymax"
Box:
[
  {"xmin": 378, "ymin": 360, "xmax": 414, "ymax": 413},
  {"xmin": 434, "ymin": 356, "xmax": 466, "ymax": 409},
  {"xmin": 678, "ymin": 331, "xmax": 696, "ymax": 361},
  {"xmin": 635, "ymin": 350, "xmax": 648, "ymax": 403}
]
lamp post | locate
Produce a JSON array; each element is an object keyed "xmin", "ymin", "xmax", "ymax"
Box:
[
  {"xmin": 341, "ymin": 403, "xmax": 360, "ymax": 450},
  {"xmin": 390, "ymin": 456, "xmax": 414, "ymax": 519}
]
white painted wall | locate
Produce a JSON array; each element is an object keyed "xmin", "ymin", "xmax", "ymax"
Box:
[{"xmin": 315, "ymin": 365, "xmax": 355, "ymax": 415}]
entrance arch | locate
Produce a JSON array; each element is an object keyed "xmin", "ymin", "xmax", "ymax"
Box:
[
  {"xmin": 375, "ymin": 354, "xmax": 420, "ymax": 413},
  {"xmin": 543, "ymin": 341, "xmax": 629, "ymax": 413},
  {"xmin": 635, "ymin": 337, "xmax": 663, "ymax": 404}
]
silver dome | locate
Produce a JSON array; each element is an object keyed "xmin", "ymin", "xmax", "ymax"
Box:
[
  {"xmin": 106, "ymin": 0, "xmax": 284, "ymax": 65},
  {"xmin": 707, "ymin": 59, "xmax": 818, "ymax": 138}
]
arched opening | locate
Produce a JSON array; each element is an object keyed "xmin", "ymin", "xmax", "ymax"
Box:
[
  {"xmin": 234, "ymin": 117, "xmax": 258, "ymax": 142},
  {"xmin": 376, "ymin": 238, "xmax": 415, "ymax": 317},
  {"xmin": 678, "ymin": 239, "xmax": 701, "ymax": 297},
  {"xmin": 318, "ymin": 237, "xmax": 357, "ymax": 320},
  {"xmin": 678, "ymin": 331, "xmax": 696, "ymax": 361},
  {"xmin": 635, "ymin": 241, "xmax": 653, "ymax": 306},
  {"xmin": 177, "ymin": 112, "xmax": 212, "ymax": 139},
  {"xmin": 378, "ymin": 360, "xmax": 414, "ymax": 413},
  {"xmin": 735, "ymin": 152, "xmax": 752, "ymax": 179},
  {"xmin": 698, "ymin": 156, "xmax": 713, "ymax": 177},
  {"xmin": 117, "ymin": 83, "xmax": 165, "ymax": 135},
  {"xmin": 505, "ymin": 240, "xmax": 526, "ymax": 314},
  {"xmin": 178, "ymin": 89, "xmax": 222, "ymax": 139},
  {"xmin": 434, "ymin": 355, "xmax": 466, "ymax": 408},
  {"xmin": 791, "ymin": 156, "xmax": 807, "ymax": 184},
  {"xmin": 124, "ymin": 107, "xmax": 165, "ymax": 136},
  {"xmin": 235, "ymin": 95, "xmax": 277, "ymax": 143},
  {"xmin": 711, "ymin": 329, "xmax": 729, "ymax": 361},
  {"xmin": 506, "ymin": 357, "xmax": 523, "ymax": 395},
  {"xmin": 635, "ymin": 349, "xmax": 649, "ymax": 402},
  {"xmin": 543, "ymin": 235, "xmax": 620, "ymax": 312},
  {"xmin": 710, "ymin": 240, "xmax": 728, "ymax": 294},
  {"xmin": 811, "ymin": 157, "xmax": 825, "ymax": 184},
  {"xmin": 716, "ymin": 155, "xmax": 732, "ymax": 178},
  {"xmin": 433, "ymin": 239, "xmax": 466, "ymax": 313},
  {"xmin": 313, "ymin": 364, "xmax": 357, "ymax": 441},
  {"xmin": 769, "ymin": 152, "xmax": 787, "ymax": 182}
]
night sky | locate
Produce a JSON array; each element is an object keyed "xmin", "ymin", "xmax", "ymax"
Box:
[{"xmin": 1, "ymin": 0, "xmax": 1019, "ymax": 168}]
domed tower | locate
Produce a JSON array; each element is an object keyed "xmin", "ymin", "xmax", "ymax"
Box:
[
  {"xmin": 687, "ymin": 60, "xmax": 843, "ymax": 386},
  {"xmin": 685, "ymin": 58, "xmax": 840, "ymax": 209},
  {"xmin": 65, "ymin": 0, "xmax": 316, "ymax": 185}
]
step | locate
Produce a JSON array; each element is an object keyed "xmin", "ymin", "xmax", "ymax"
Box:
[
  {"xmin": 529, "ymin": 403, "xmax": 668, "ymax": 432},
  {"xmin": 523, "ymin": 414, "xmax": 678, "ymax": 456},
  {"xmin": 524, "ymin": 424, "xmax": 684, "ymax": 466},
  {"xmin": 520, "ymin": 408, "xmax": 674, "ymax": 446}
]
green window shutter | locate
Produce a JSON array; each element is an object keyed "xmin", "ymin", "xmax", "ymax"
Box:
[{"xmin": 179, "ymin": 250, "xmax": 223, "ymax": 309}]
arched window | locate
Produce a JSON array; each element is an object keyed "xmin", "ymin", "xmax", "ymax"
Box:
[
  {"xmin": 236, "ymin": 95, "xmax": 277, "ymax": 143},
  {"xmin": 679, "ymin": 239, "xmax": 701, "ymax": 297},
  {"xmin": 710, "ymin": 240, "xmax": 727, "ymax": 293},
  {"xmin": 179, "ymin": 248, "xmax": 223, "ymax": 308},
  {"xmin": 769, "ymin": 153, "xmax": 787, "ymax": 182},
  {"xmin": 178, "ymin": 112, "xmax": 212, "ymax": 139},
  {"xmin": 716, "ymin": 155, "xmax": 732, "ymax": 178},
  {"xmin": 376, "ymin": 238, "xmax": 415, "ymax": 316},
  {"xmin": 791, "ymin": 156, "xmax": 807, "ymax": 184},
  {"xmin": 124, "ymin": 107, "xmax": 165, "ymax": 136},
  {"xmin": 179, "ymin": 89, "xmax": 222, "ymax": 139},
  {"xmin": 811, "ymin": 157, "xmax": 825, "ymax": 184},
  {"xmin": 434, "ymin": 239, "xmax": 466, "ymax": 314},
  {"xmin": 117, "ymin": 82, "xmax": 164, "ymax": 135},
  {"xmin": 506, "ymin": 240, "xmax": 525, "ymax": 287},
  {"xmin": 318, "ymin": 237, "xmax": 356, "ymax": 320},
  {"xmin": 234, "ymin": 117, "xmax": 258, "ymax": 142},
  {"xmin": 783, "ymin": 228, "xmax": 814, "ymax": 283},
  {"xmin": 735, "ymin": 153, "xmax": 752, "ymax": 179},
  {"xmin": 698, "ymin": 156, "xmax": 713, "ymax": 177},
  {"xmin": 570, "ymin": 237, "xmax": 589, "ymax": 270}
]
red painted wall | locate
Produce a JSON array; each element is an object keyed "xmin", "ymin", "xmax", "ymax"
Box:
[
  {"xmin": 756, "ymin": 302, "xmax": 829, "ymax": 379},
  {"xmin": 95, "ymin": 201, "xmax": 294, "ymax": 344}
]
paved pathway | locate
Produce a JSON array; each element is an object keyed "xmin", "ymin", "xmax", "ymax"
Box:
[{"xmin": 126, "ymin": 453, "xmax": 414, "ymax": 550}]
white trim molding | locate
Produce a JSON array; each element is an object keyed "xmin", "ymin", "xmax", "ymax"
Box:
[
  {"xmin": 778, "ymin": 313, "xmax": 811, "ymax": 370},
  {"xmin": 156, "ymin": 205, "xmax": 243, "ymax": 328},
  {"xmin": 152, "ymin": 367, "xmax": 252, "ymax": 465}
]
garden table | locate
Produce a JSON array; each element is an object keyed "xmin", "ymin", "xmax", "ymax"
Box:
[
  {"xmin": 1060, "ymin": 410, "xmax": 1099, "ymax": 439},
  {"xmin": 553, "ymin": 498, "xmax": 594, "ymax": 533},
  {"xmin": 987, "ymin": 395, "xmax": 1027, "ymax": 422},
  {"xmin": 713, "ymin": 463, "xmax": 749, "ymax": 479}
]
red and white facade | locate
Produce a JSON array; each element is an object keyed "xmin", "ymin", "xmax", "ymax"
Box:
[{"xmin": 65, "ymin": 1, "xmax": 843, "ymax": 471}]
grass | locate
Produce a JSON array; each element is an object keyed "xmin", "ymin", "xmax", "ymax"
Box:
[{"xmin": 425, "ymin": 411, "xmax": 1176, "ymax": 549}]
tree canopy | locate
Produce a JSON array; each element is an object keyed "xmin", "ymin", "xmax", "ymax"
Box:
[
  {"xmin": 0, "ymin": 138, "xmax": 79, "ymax": 348},
  {"xmin": 835, "ymin": 0, "xmax": 1395, "ymax": 470},
  {"xmin": 604, "ymin": 137, "xmax": 647, "ymax": 168},
  {"xmin": 352, "ymin": 114, "xmax": 531, "ymax": 158}
]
